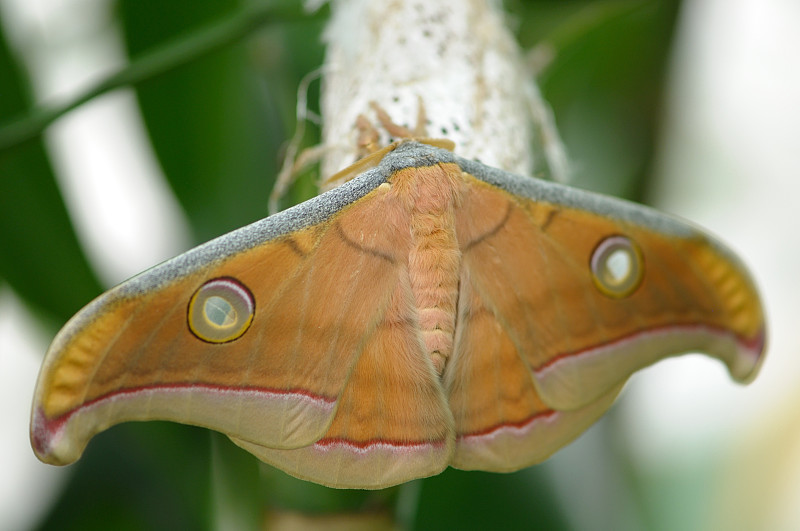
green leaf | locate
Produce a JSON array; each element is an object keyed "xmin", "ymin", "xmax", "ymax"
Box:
[
  {"xmin": 0, "ymin": 16, "xmax": 103, "ymax": 324},
  {"xmin": 117, "ymin": 0, "xmax": 324, "ymax": 242},
  {"xmin": 34, "ymin": 424, "xmax": 212, "ymax": 531},
  {"xmin": 413, "ymin": 468, "xmax": 570, "ymax": 530},
  {"xmin": 516, "ymin": 0, "xmax": 680, "ymax": 201}
]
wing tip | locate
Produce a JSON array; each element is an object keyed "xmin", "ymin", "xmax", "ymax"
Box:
[
  {"xmin": 730, "ymin": 325, "xmax": 767, "ymax": 384},
  {"xmin": 30, "ymin": 406, "xmax": 80, "ymax": 466},
  {"xmin": 30, "ymin": 382, "xmax": 345, "ymax": 469},
  {"xmin": 532, "ymin": 323, "xmax": 768, "ymax": 411}
]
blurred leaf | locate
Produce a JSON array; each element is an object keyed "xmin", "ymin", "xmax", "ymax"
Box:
[
  {"xmin": 260, "ymin": 465, "xmax": 398, "ymax": 515},
  {"xmin": 515, "ymin": 0, "xmax": 680, "ymax": 200},
  {"xmin": 413, "ymin": 468, "xmax": 569, "ymax": 530},
  {"xmin": 0, "ymin": 14, "xmax": 103, "ymax": 324},
  {"xmin": 210, "ymin": 434, "xmax": 262, "ymax": 531},
  {"xmin": 0, "ymin": 0, "xmax": 312, "ymax": 151},
  {"xmin": 34, "ymin": 424, "xmax": 212, "ymax": 531},
  {"xmin": 117, "ymin": 0, "xmax": 324, "ymax": 242}
]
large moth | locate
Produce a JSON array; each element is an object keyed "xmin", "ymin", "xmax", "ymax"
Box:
[{"xmin": 31, "ymin": 141, "xmax": 765, "ymax": 489}]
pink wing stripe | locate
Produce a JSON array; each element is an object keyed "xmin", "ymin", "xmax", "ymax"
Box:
[
  {"xmin": 32, "ymin": 384, "xmax": 336, "ymax": 455},
  {"xmin": 312, "ymin": 437, "xmax": 447, "ymax": 455},
  {"xmin": 457, "ymin": 410, "xmax": 558, "ymax": 445},
  {"xmin": 533, "ymin": 323, "xmax": 765, "ymax": 375}
]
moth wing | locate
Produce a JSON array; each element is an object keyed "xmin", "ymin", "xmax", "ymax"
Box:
[
  {"xmin": 31, "ymin": 178, "xmax": 418, "ymax": 466},
  {"xmin": 234, "ymin": 273, "xmax": 454, "ymax": 489},
  {"xmin": 446, "ymin": 267, "xmax": 621, "ymax": 471},
  {"xmin": 455, "ymin": 169, "xmax": 765, "ymax": 411}
]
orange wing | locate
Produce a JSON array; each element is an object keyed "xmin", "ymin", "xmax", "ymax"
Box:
[
  {"xmin": 236, "ymin": 275, "xmax": 453, "ymax": 488},
  {"xmin": 445, "ymin": 265, "xmax": 620, "ymax": 471},
  {"xmin": 455, "ymin": 164, "xmax": 764, "ymax": 413},
  {"xmin": 30, "ymin": 164, "xmax": 452, "ymax": 485}
]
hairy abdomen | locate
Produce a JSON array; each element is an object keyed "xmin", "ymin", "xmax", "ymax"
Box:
[{"xmin": 400, "ymin": 163, "xmax": 464, "ymax": 375}]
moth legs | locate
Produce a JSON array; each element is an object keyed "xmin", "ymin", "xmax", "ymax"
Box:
[
  {"xmin": 271, "ymin": 95, "xmax": 434, "ymax": 212},
  {"xmin": 357, "ymin": 96, "xmax": 429, "ymax": 156}
]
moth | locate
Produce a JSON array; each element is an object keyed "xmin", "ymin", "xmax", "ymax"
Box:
[{"xmin": 31, "ymin": 141, "xmax": 765, "ymax": 489}]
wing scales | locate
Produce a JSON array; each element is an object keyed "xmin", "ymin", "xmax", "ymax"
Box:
[
  {"xmin": 31, "ymin": 185, "xmax": 415, "ymax": 464},
  {"xmin": 457, "ymin": 174, "xmax": 764, "ymax": 412},
  {"xmin": 446, "ymin": 267, "xmax": 620, "ymax": 471},
  {"xmin": 235, "ymin": 275, "xmax": 454, "ymax": 489}
]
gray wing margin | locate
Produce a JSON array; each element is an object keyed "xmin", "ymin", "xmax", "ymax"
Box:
[{"xmin": 122, "ymin": 139, "xmax": 709, "ymax": 296}]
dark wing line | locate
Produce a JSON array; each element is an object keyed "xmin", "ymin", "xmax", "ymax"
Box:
[
  {"xmin": 334, "ymin": 222, "xmax": 397, "ymax": 263},
  {"xmin": 462, "ymin": 201, "xmax": 513, "ymax": 252}
]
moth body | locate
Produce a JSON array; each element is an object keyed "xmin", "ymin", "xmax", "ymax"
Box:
[{"xmin": 389, "ymin": 163, "xmax": 465, "ymax": 375}]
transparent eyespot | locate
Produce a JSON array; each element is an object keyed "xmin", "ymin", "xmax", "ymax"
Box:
[
  {"xmin": 590, "ymin": 235, "xmax": 643, "ymax": 298},
  {"xmin": 188, "ymin": 277, "xmax": 254, "ymax": 343}
]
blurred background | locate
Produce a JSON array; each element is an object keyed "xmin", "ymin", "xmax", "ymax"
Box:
[{"xmin": 1, "ymin": 0, "xmax": 798, "ymax": 529}]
